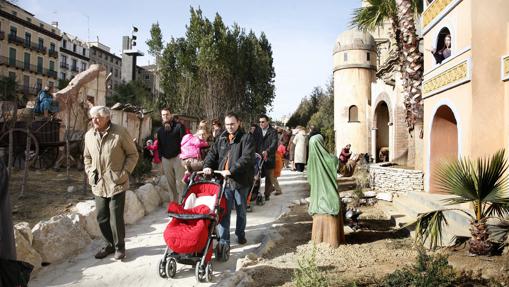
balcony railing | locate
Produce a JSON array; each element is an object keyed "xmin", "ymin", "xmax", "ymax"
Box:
[
  {"xmin": 71, "ymin": 65, "xmax": 79, "ymax": 72},
  {"xmin": 7, "ymin": 34, "xmax": 47, "ymax": 54},
  {"xmin": 48, "ymin": 50, "xmax": 58, "ymax": 58},
  {"xmin": 8, "ymin": 33, "xmax": 24, "ymax": 45},
  {"xmin": 47, "ymin": 70, "xmax": 57, "ymax": 78},
  {"xmin": 0, "ymin": 56, "xmax": 58, "ymax": 79},
  {"xmin": 15, "ymin": 84, "xmax": 39, "ymax": 96}
]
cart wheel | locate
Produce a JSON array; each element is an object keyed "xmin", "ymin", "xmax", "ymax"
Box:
[
  {"xmin": 158, "ymin": 258, "xmax": 167, "ymax": 278},
  {"xmin": 34, "ymin": 146, "xmax": 59, "ymax": 169},
  {"xmin": 195, "ymin": 262, "xmax": 206, "ymax": 282},
  {"xmin": 165, "ymin": 258, "xmax": 177, "ymax": 278},
  {"xmin": 205, "ymin": 262, "xmax": 213, "ymax": 282},
  {"xmin": 0, "ymin": 129, "xmax": 39, "ymax": 169}
]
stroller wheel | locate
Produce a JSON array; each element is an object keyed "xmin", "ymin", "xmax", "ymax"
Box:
[
  {"xmin": 158, "ymin": 258, "xmax": 167, "ymax": 278},
  {"xmin": 165, "ymin": 258, "xmax": 177, "ymax": 278},
  {"xmin": 205, "ymin": 262, "xmax": 213, "ymax": 282},
  {"xmin": 195, "ymin": 262, "xmax": 206, "ymax": 282}
]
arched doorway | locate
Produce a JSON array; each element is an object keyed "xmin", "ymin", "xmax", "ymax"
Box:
[
  {"xmin": 375, "ymin": 102, "xmax": 390, "ymax": 162},
  {"xmin": 429, "ymin": 105, "xmax": 458, "ymax": 193}
]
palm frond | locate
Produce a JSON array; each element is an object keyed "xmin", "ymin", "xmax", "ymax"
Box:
[
  {"xmin": 414, "ymin": 210, "xmax": 448, "ymax": 250},
  {"xmin": 487, "ymin": 219, "xmax": 509, "ymax": 243},
  {"xmin": 350, "ymin": 0, "xmax": 397, "ymax": 31},
  {"xmin": 449, "ymin": 235, "xmax": 470, "ymax": 248},
  {"xmin": 477, "ymin": 150, "xmax": 509, "ymax": 206},
  {"xmin": 435, "ymin": 150, "xmax": 509, "ymax": 217},
  {"xmin": 435, "ymin": 158, "xmax": 477, "ymax": 203},
  {"xmin": 411, "ymin": 0, "xmax": 424, "ymax": 14},
  {"xmin": 484, "ymin": 202, "xmax": 509, "ymax": 218}
]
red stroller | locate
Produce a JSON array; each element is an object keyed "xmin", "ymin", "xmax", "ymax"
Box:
[{"xmin": 158, "ymin": 171, "xmax": 228, "ymax": 282}]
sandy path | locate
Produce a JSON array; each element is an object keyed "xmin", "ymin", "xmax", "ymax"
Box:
[{"xmin": 30, "ymin": 170, "xmax": 309, "ymax": 287}]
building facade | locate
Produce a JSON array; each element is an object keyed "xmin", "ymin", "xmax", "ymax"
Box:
[
  {"xmin": 0, "ymin": 1, "xmax": 61, "ymax": 100},
  {"xmin": 58, "ymin": 32, "xmax": 89, "ymax": 82},
  {"xmin": 333, "ymin": 29, "xmax": 377, "ymax": 156},
  {"xmin": 422, "ymin": 0, "xmax": 509, "ymax": 192},
  {"xmin": 88, "ymin": 41, "xmax": 121, "ymax": 97}
]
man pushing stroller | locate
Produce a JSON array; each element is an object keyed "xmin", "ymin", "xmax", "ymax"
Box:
[{"xmin": 203, "ymin": 112, "xmax": 255, "ymax": 250}]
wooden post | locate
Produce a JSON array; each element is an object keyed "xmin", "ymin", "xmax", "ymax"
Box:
[
  {"xmin": 311, "ymin": 214, "xmax": 346, "ymax": 248},
  {"xmin": 66, "ymin": 98, "xmax": 71, "ymax": 181},
  {"xmin": 20, "ymin": 121, "xmax": 31, "ymax": 198},
  {"xmin": 8, "ymin": 102, "xmax": 17, "ymax": 173}
]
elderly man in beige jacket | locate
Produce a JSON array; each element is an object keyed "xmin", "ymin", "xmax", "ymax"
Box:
[{"xmin": 84, "ymin": 106, "xmax": 139, "ymax": 260}]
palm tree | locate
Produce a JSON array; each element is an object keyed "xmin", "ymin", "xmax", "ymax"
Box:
[
  {"xmin": 396, "ymin": 0, "xmax": 424, "ymax": 132},
  {"xmin": 414, "ymin": 149, "xmax": 509, "ymax": 255},
  {"xmin": 351, "ymin": 0, "xmax": 423, "ymax": 131}
]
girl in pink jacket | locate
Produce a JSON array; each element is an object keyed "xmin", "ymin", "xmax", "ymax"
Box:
[{"xmin": 180, "ymin": 129, "xmax": 209, "ymax": 183}]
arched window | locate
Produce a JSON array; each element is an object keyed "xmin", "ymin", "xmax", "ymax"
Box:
[
  {"xmin": 348, "ymin": 105, "xmax": 358, "ymax": 122},
  {"xmin": 432, "ymin": 27, "xmax": 451, "ymax": 64}
]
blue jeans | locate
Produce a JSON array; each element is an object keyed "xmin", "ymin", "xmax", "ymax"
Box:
[{"xmin": 217, "ymin": 186, "xmax": 248, "ymax": 245}]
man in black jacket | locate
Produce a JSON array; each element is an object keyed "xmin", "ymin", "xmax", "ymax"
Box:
[
  {"xmin": 258, "ymin": 115, "xmax": 280, "ymax": 201},
  {"xmin": 158, "ymin": 108, "xmax": 186, "ymax": 203},
  {"xmin": 203, "ymin": 112, "xmax": 254, "ymax": 246}
]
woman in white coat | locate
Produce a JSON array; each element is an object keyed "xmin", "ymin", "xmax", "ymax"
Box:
[{"xmin": 292, "ymin": 126, "xmax": 307, "ymax": 172}]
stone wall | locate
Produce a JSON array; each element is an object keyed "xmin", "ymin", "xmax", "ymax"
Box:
[{"xmin": 369, "ymin": 163, "xmax": 424, "ymax": 194}]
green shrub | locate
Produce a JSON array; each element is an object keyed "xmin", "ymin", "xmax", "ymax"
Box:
[
  {"xmin": 382, "ymin": 247, "xmax": 454, "ymax": 287},
  {"xmin": 293, "ymin": 246, "xmax": 328, "ymax": 287}
]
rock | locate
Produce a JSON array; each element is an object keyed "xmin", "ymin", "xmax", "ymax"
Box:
[
  {"xmin": 157, "ymin": 175, "xmax": 171, "ymax": 192},
  {"xmin": 135, "ymin": 183, "xmax": 161, "ymax": 214},
  {"xmin": 344, "ymin": 226, "xmax": 355, "ymax": 235},
  {"xmin": 305, "ymin": 197, "xmax": 310, "ymax": 203},
  {"xmin": 14, "ymin": 228, "xmax": 42, "ymax": 272},
  {"xmin": 32, "ymin": 213, "xmax": 91, "ymax": 263},
  {"xmin": 124, "ymin": 190, "xmax": 145, "ymax": 224},
  {"xmin": 363, "ymin": 191, "xmax": 377, "ymax": 197},
  {"xmin": 72, "ymin": 200, "xmax": 101, "ymax": 238},
  {"xmin": 292, "ymin": 199, "xmax": 301, "ymax": 205},
  {"xmin": 376, "ymin": 192, "xmax": 393, "ymax": 202},
  {"xmin": 14, "ymin": 222, "xmax": 33, "ymax": 245},
  {"xmin": 155, "ymin": 185, "xmax": 171, "ymax": 205},
  {"xmin": 67, "ymin": 186, "xmax": 76, "ymax": 193},
  {"xmin": 299, "ymin": 198, "xmax": 308, "ymax": 205},
  {"xmin": 246, "ymin": 252, "xmax": 258, "ymax": 261}
]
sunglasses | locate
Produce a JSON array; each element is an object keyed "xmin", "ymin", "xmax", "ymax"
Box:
[{"xmin": 259, "ymin": 121, "xmax": 266, "ymax": 123}]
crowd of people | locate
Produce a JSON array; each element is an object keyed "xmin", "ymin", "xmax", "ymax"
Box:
[
  {"xmin": 138, "ymin": 110, "xmax": 326, "ymax": 254},
  {"xmin": 0, "ymin": 104, "xmax": 353, "ymax": 287}
]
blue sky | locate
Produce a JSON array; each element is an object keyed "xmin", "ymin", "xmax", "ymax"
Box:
[{"xmin": 18, "ymin": 0, "xmax": 360, "ymax": 119}]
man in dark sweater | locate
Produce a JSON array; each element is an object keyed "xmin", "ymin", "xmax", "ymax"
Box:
[
  {"xmin": 157, "ymin": 108, "xmax": 186, "ymax": 202},
  {"xmin": 258, "ymin": 115, "xmax": 279, "ymax": 200}
]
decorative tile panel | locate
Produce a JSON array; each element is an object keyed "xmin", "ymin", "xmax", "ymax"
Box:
[
  {"xmin": 423, "ymin": 60, "xmax": 469, "ymax": 96},
  {"xmin": 502, "ymin": 55, "xmax": 509, "ymax": 81}
]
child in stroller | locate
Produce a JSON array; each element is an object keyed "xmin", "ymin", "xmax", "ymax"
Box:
[
  {"xmin": 159, "ymin": 171, "xmax": 228, "ymax": 283},
  {"xmin": 246, "ymin": 153, "xmax": 264, "ymax": 212}
]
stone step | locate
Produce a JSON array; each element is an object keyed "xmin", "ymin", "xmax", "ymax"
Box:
[{"xmin": 387, "ymin": 193, "xmax": 471, "ymax": 246}]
